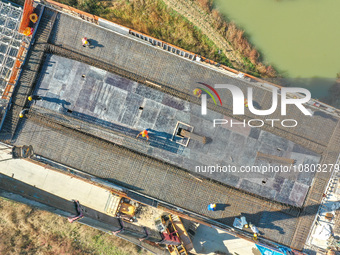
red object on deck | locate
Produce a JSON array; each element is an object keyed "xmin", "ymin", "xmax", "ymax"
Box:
[
  {"xmin": 160, "ymin": 232, "xmax": 181, "ymax": 245},
  {"xmin": 19, "ymin": 0, "xmax": 35, "ymax": 33}
]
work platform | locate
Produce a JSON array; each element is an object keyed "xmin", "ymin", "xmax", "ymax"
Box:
[
  {"xmin": 1, "ymin": 1, "xmax": 340, "ymax": 251},
  {"xmin": 0, "ymin": 1, "xmax": 26, "ymax": 103},
  {"xmin": 23, "ymin": 53, "xmax": 322, "ymax": 207}
]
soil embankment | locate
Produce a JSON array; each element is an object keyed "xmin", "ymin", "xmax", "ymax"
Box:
[{"xmin": 0, "ymin": 197, "xmax": 150, "ymax": 255}]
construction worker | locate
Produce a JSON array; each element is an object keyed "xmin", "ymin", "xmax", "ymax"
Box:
[
  {"xmin": 19, "ymin": 109, "xmax": 29, "ymax": 118},
  {"xmin": 193, "ymin": 88, "xmax": 202, "ymax": 98},
  {"xmin": 28, "ymin": 95, "xmax": 42, "ymax": 101},
  {"xmin": 249, "ymin": 223, "xmax": 259, "ymax": 238},
  {"xmin": 136, "ymin": 129, "xmax": 149, "ymax": 141},
  {"xmin": 207, "ymin": 203, "xmax": 217, "ymax": 211},
  {"xmin": 82, "ymin": 37, "xmax": 89, "ymax": 47},
  {"xmin": 244, "ymin": 99, "xmax": 248, "ymax": 108}
]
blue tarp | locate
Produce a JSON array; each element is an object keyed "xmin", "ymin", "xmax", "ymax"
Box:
[{"xmin": 255, "ymin": 244, "xmax": 285, "ymax": 255}]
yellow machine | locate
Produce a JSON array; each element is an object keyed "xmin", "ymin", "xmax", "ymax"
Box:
[{"xmin": 105, "ymin": 193, "xmax": 140, "ymax": 222}]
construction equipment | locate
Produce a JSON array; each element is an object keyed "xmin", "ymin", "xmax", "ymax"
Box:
[
  {"xmin": 158, "ymin": 215, "xmax": 194, "ymax": 255},
  {"xmin": 327, "ymin": 235, "xmax": 340, "ymax": 250},
  {"xmin": 12, "ymin": 145, "xmax": 34, "ymax": 158},
  {"xmin": 105, "ymin": 193, "xmax": 141, "ymax": 222}
]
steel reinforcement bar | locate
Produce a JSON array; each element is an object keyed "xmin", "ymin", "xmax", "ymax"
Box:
[
  {"xmin": 30, "ymin": 147, "xmax": 298, "ymax": 252},
  {"xmin": 0, "ymin": 9, "xmax": 57, "ymax": 142},
  {"xmin": 26, "ymin": 107, "xmax": 302, "ymax": 214},
  {"xmin": 24, "ymin": 109, "xmax": 304, "ymax": 250},
  {"xmin": 46, "ymin": 44, "xmax": 327, "ymax": 154}
]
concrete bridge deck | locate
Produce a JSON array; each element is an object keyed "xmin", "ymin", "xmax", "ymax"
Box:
[
  {"xmin": 24, "ymin": 53, "xmax": 322, "ymax": 207},
  {"xmin": 1, "ymin": 4, "xmax": 340, "ymax": 251},
  {"xmin": 50, "ymin": 11, "xmax": 339, "ymax": 153}
]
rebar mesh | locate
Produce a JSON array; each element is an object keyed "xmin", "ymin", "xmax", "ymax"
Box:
[{"xmin": 0, "ymin": 1, "xmax": 23, "ymax": 91}]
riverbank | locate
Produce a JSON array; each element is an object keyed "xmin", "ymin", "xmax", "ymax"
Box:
[
  {"xmin": 165, "ymin": 0, "xmax": 276, "ymax": 77},
  {"xmin": 324, "ymin": 73, "xmax": 340, "ymax": 108},
  {"xmin": 212, "ymin": 0, "xmax": 340, "ymax": 102},
  {"xmin": 92, "ymin": 0, "xmax": 277, "ymax": 77}
]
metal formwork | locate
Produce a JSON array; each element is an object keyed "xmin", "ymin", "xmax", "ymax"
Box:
[{"xmin": 0, "ymin": 1, "xmax": 25, "ymax": 92}]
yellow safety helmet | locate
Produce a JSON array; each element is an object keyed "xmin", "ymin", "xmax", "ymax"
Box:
[
  {"xmin": 19, "ymin": 113, "xmax": 24, "ymax": 118},
  {"xmin": 29, "ymin": 13, "xmax": 38, "ymax": 23},
  {"xmin": 193, "ymin": 88, "xmax": 202, "ymax": 97},
  {"xmin": 28, "ymin": 96, "xmax": 33, "ymax": 101}
]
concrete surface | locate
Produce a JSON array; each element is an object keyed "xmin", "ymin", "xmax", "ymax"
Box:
[
  {"xmin": 0, "ymin": 143, "xmax": 111, "ymax": 213},
  {"xmin": 30, "ymin": 54, "xmax": 322, "ymax": 206},
  {"xmin": 192, "ymin": 224, "xmax": 261, "ymax": 255}
]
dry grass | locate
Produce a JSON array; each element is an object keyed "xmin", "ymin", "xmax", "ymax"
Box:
[
  {"xmin": 11, "ymin": 0, "xmax": 275, "ymax": 76},
  {"xmin": 102, "ymin": 0, "xmax": 229, "ymax": 64},
  {"xmin": 0, "ymin": 197, "xmax": 150, "ymax": 255},
  {"xmin": 195, "ymin": 0, "xmax": 277, "ymax": 77},
  {"xmin": 196, "ymin": 0, "xmax": 212, "ymax": 12},
  {"xmin": 325, "ymin": 73, "xmax": 340, "ymax": 108},
  {"xmin": 55, "ymin": 0, "xmax": 233, "ymax": 68}
]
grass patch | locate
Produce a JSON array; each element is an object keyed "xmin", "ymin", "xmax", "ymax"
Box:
[
  {"xmin": 53, "ymin": 0, "xmax": 234, "ymax": 68},
  {"xmin": 10, "ymin": 0, "xmax": 273, "ymax": 75},
  {"xmin": 0, "ymin": 197, "xmax": 151, "ymax": 255}
]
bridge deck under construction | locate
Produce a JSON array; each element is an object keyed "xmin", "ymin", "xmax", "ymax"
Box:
[
  {"xmin": 1, "ymin": 3, "xmax": 340, "ymax": 251},
  {"xmin": 26, "ymin": 53, "xmax": 322, "ymax": 207}
]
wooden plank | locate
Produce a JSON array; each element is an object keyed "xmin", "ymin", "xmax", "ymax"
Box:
[{"xmin": 256, "ymin": 152, "xmax": 295, "ymax": 165}]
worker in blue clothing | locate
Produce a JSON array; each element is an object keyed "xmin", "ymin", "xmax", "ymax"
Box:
[{"xmin": 207, "ymin": 203, "xmax": 217, "ymax": 211}]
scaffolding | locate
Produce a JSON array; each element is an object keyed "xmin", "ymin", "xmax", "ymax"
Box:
[{"xmin": 0, "ymin": 1, "xmax": 28, "ymax": 102}]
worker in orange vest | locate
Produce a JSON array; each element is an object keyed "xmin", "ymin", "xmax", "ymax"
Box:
[
  {"xmin": 136, "ymin": 129, "xmax": 150, "ymax": 141},
  {"xmin": 244, "ymin": 99, "xmax": 248, "ymax": 108}
]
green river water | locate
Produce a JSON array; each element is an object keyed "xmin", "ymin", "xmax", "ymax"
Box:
[{"xmin": 214, "ymin": 0, "xmax": 340, "ymax": 99}]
